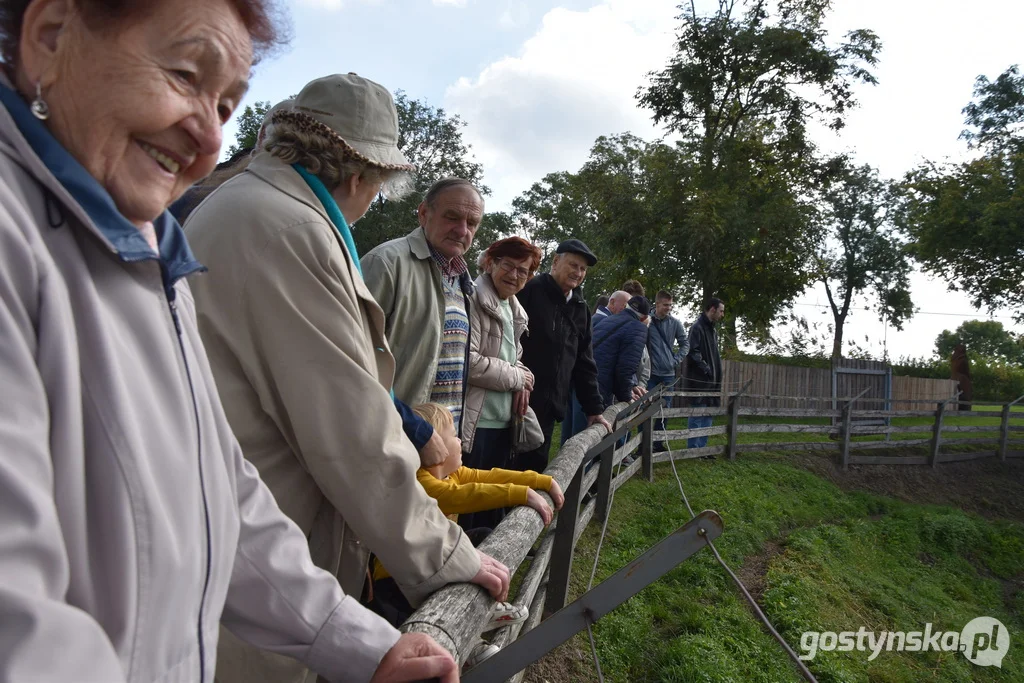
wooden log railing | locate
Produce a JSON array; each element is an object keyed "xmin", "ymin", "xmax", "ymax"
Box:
[{"xmin": 399, "ymin": 386, "xmax": 1024, "ymax": 680}]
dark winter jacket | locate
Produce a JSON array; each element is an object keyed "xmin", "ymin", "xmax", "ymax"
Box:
[
  {"xmin": 517, "ymin": 274, "xmax": 604, "ymax": 420},
  {"xmin": 648, "ymin": 314, "xmax": 689, "ymax": 376},
  {"xmin": 684, "ymin": 312, "xmax": 723, "ymax": 407},
  {"xmin": 593, "ymin": 309, "xmax": 649, "ymax": 405}
]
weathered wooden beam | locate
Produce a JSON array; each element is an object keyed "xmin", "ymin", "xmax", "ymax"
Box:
[
  {"xmin": 735, "ymin": 441, "xmax": 840, "ymax": 452},
  {"xmin": 738, "ymin": 407, "xmax": 841, "ymax": 418},
  {"xmin": 846, "ymin": 455, "xmax": 931, "ymax": 465},
  {"xmin": 651, "ymin": 446, "xmax": 725, "ymax": 462},
  {"xmin": 574, "ymin": 498, "xmax": 596, "ymax": 546},
  {"xmin": 656, "ymin": 425, "xmax": 728, "ymax": 440},
  {"xmin": 614, "ymin": 433, "xmax": 642, "ymax": 465},
  {"xmin": 736, "ymin": 423, "xmax": 836, "ymax": 434},
  {"xmin": 612, "ymin": 456, "xmax": 643, "ymax": 492},
  {"xmin": 659, "ymin": 407, "xmax": 729, "ymax": 418},
  {"xmin": 938, "ymin": 451, "xmax": 999, "ymax": 463},
  {"xmin": 939, "ymin": 436, "xmax": 1001, "ymax": 446},
  {"xmin": 850, "ymin": 410, "xmax": 939, "ymax": 418},
  {"xmin": 848, "ymin": 438, "xmax": 931, "ymax": 450}
]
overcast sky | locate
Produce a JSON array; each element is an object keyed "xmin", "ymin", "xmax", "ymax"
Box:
[{"xmin": 225, "ymin": 0, "xmax": 1024, "ymax": 360}]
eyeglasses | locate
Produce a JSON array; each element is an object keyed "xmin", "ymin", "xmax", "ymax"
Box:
[{"xmin": 496, "ymin": 259, "xmax": 532, "ymax": 280}]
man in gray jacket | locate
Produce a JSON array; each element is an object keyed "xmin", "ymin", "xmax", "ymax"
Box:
[
  {"xmin": 647, "ymin": 290, "xmax": 690, "ymax": 451},
  {"xmin": 362, "ymin": 178, "xmax": 483, "ymax": 435}
]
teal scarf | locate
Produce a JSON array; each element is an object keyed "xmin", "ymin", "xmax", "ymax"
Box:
[
  {"xmin": 292, "ymin": 163, "xmax": 396, "ymax": 399},
  {"xmin": 292, "ymin": 163, "xmax": 363, "ymax": 278}
]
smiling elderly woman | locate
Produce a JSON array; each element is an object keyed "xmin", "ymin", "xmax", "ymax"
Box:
[
  {"xmin": 457, "ymin": 237, "xmax": 543, "ymax": 530},
  {"xmin": 0, "ymin": 1, "xmax": 457, "ymax": 683}
]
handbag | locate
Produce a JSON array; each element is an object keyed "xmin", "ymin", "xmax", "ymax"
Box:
[{"xmin": 512, "ymin": 405, "xmax": 545, "ymax": 453}]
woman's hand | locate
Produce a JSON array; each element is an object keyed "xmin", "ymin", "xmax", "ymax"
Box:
[
  {"xmin": 521, "ymin": 367, "xmax": 535, "ymax": 392},
  {"xmin": 526, "ymin": 489, "xmax": 553, "ymax": 525},
  {"xmin": 369, "ymin": 633, "xmax": 458, "ymax": 683},
  {"xmin": 417, "ymin": 429, "xmax": 449, "ymax": 468},
  {"xmin": 513, "ymin": 389, "xmax": 531, "ymax": 417},
  {"xmin": 547, "ymin": 480, "xmax": 564, "ymax": 510},
  {"xmin": 471, "ymin": 551, "xmax": 510, "ymax": 601}
]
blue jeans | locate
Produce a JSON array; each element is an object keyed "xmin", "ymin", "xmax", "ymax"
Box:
[
  {"xmin": 559, "ymin": 390, "xmax": 587, "ymax": 447},
  {"xmin": 687, "ymin": 415, "xmax": 712, "ymax": 448},
  {"xmin": 647, "ymin": 374, "xmax": 675, "ymax": 449}
]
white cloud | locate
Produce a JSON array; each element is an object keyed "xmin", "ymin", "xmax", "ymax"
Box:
[
  {"xmin": 433, "ymin": 0, "xmax": 468, "ymax": 5},
  {"xmin": 499, "ymin": 1, "xmax": 530, "ymax": 29},
  {"xmin": 444, "ymin": 0, "xmax": 677, "ymax": 210}
]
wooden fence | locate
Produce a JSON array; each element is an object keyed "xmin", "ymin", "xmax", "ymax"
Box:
[
  {"xmin": 712, "ymin": 359, "xmax": 958, "ymax": 411},
  {"xmin": 399, "ymin": 388, "xmax": 1024, "ymax": 681}
]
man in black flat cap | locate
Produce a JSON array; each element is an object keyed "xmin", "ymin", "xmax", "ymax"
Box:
[{"xmin": 514, "ymin": 239, "xmax": 612, "ymax": 472}]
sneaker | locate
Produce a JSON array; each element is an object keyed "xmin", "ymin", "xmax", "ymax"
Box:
[
  {"xmin": 482, "ymin": 601, "xmax": 529, "ymax": 631},
  {"xmin": 465, "ymin": 640, "xmax": 500, "ymax": 668}
]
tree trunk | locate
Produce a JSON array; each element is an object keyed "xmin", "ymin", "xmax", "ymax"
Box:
[{"xmin": 831, "ymin": 315, "xmax": 845, "ymax": 361}]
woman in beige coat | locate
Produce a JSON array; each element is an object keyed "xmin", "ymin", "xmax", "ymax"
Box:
[{"xmin": 460, "ymin": 237, "xmax": 543, "ymax": 530}]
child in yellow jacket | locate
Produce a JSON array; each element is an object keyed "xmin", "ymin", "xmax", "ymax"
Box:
[{"xmin": 370, "ymin": 403, "xmax": 564, "ymax": 648}]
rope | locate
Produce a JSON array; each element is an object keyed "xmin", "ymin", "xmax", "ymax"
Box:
[
  {"xmin": 661, "ymin": 398, "xmax": 820, "ymax": 683},
  {"xmin": 582, "ymin": 378, "xmax": 817, "ymax": 683}
]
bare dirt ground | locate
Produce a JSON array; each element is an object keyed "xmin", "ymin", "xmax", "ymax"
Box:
[{"xmin": 781, "ymin": 452, "xmax": 1024, "ymax": 523}]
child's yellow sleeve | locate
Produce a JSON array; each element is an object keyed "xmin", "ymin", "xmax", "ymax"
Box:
[
  {"xmin": 456, "ymin": 467, "xmax": 554, "ymax": 491},
  {"xmin": 418, "ymin": 467, "xmax": 531, "ymax": 514}
]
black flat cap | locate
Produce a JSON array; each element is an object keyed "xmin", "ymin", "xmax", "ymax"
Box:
[
  {"xmin": 627, "ymin": 295, "xmax": 650, "ymax": 317},
  {"xmin": 555, "ymin": 238, "xmax": 597, "ymax": 266}
]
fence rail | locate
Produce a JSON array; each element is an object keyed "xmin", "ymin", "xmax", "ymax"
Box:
[{"xmin": 400, "ymin": 386, "xmax": 1024, "ymax": 681}]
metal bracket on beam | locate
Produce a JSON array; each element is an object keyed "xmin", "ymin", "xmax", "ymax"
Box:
[{"xmin": 462, "ymin": 509, "xmax": 724, "ymax": 683}]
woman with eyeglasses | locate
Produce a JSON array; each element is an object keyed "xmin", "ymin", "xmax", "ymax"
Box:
[{"xmin": 457, "ymin": 237, "xmax": 543, "ymax": 530}]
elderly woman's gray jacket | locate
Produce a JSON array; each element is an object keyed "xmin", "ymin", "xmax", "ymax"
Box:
[
  {"xmin": 462, "ymin": 273, "xmax": 531, "ymax": 452},
  {"xmin": 0, "ymin": 81, "xmax": 398, "ymax": 683}
]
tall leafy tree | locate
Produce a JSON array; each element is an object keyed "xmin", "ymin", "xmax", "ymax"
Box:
[
  {"xmin": 935, "ymin": 320, "xmax": 1024, "ymax": 364},
  {"xmin": 227, "ymin": 101, "xmax": 271, "ymax": 157},
  {"xmin": 354, "ymin": 91, "xmax": 487, "ymax": 256},
  {"xmin": 816, "ymin": 160, "xmax": 913, "ymax": 360},
  {"xmin": 900, "ymin": 66, "xmax": 1024, "ymax": 320},
  {"xmin": 636, "ymin": 0, "xmax": 881, "ymax": 346}
]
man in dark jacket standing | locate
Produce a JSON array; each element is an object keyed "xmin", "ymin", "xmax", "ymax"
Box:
[
  {"xmin": 517, "ymin": 240, "xmax": 612, "ymax": 471},
  {"xmin": 593, "ymin": 296, "xmax": 651, "ymax": 406},
  {"xmin": 684, "ymin": 297, "xmax": 725, "ymax": 449}
]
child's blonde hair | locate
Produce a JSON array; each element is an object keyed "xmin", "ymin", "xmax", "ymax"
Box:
[{"xmin": 412, "ymin": 403, "xmax": 454, "ymax": 432}]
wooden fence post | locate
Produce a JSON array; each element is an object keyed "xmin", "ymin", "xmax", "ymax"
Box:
[
  {"xmin": 595, "ymin": 442, "xmax": 616, "ymax": 523},
  {"xmin": 545, "ymin": 463, "xmax": 584, "ymax": 616},
  {"xmin": 840, "ymin": 400, "xmax": 854, "ymax": 470},
  {"xmin": 929, "ymin": 400, "xmax": 947, "ymax": 468},
  {"xmin": 726, "ymin": 394, "xmax": 741, "ymax": 460},
  {"xmin": 641, "ymin": 414, "xmax": 654, "ymax": 482},
  {"xmin": 999, "ymin": 403, "xmax": 1011, "ymax": 461}
]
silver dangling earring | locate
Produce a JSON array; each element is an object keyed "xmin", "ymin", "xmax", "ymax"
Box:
[{"xmin": 30, "ymin": 82, "xmax": 50, "ymax": 120}]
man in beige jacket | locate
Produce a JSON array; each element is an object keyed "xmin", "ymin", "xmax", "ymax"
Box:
[
  {"xmin": 184, "ymin": 74, "xmax": 508, "ymax": 682},
  {"xmin": 362, "ymin": 178, "xmax": 483, "ymax": 435}
]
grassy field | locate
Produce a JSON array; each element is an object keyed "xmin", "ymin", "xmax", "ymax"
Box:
[{"xmin": 523, "ymin": 447, "xmax": 1024, "ymax": 682}]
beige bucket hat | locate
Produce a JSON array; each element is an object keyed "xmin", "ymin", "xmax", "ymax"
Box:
[{"xmin": 274, "ymin": 73, "xmax": 415, "ymax": 172}]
